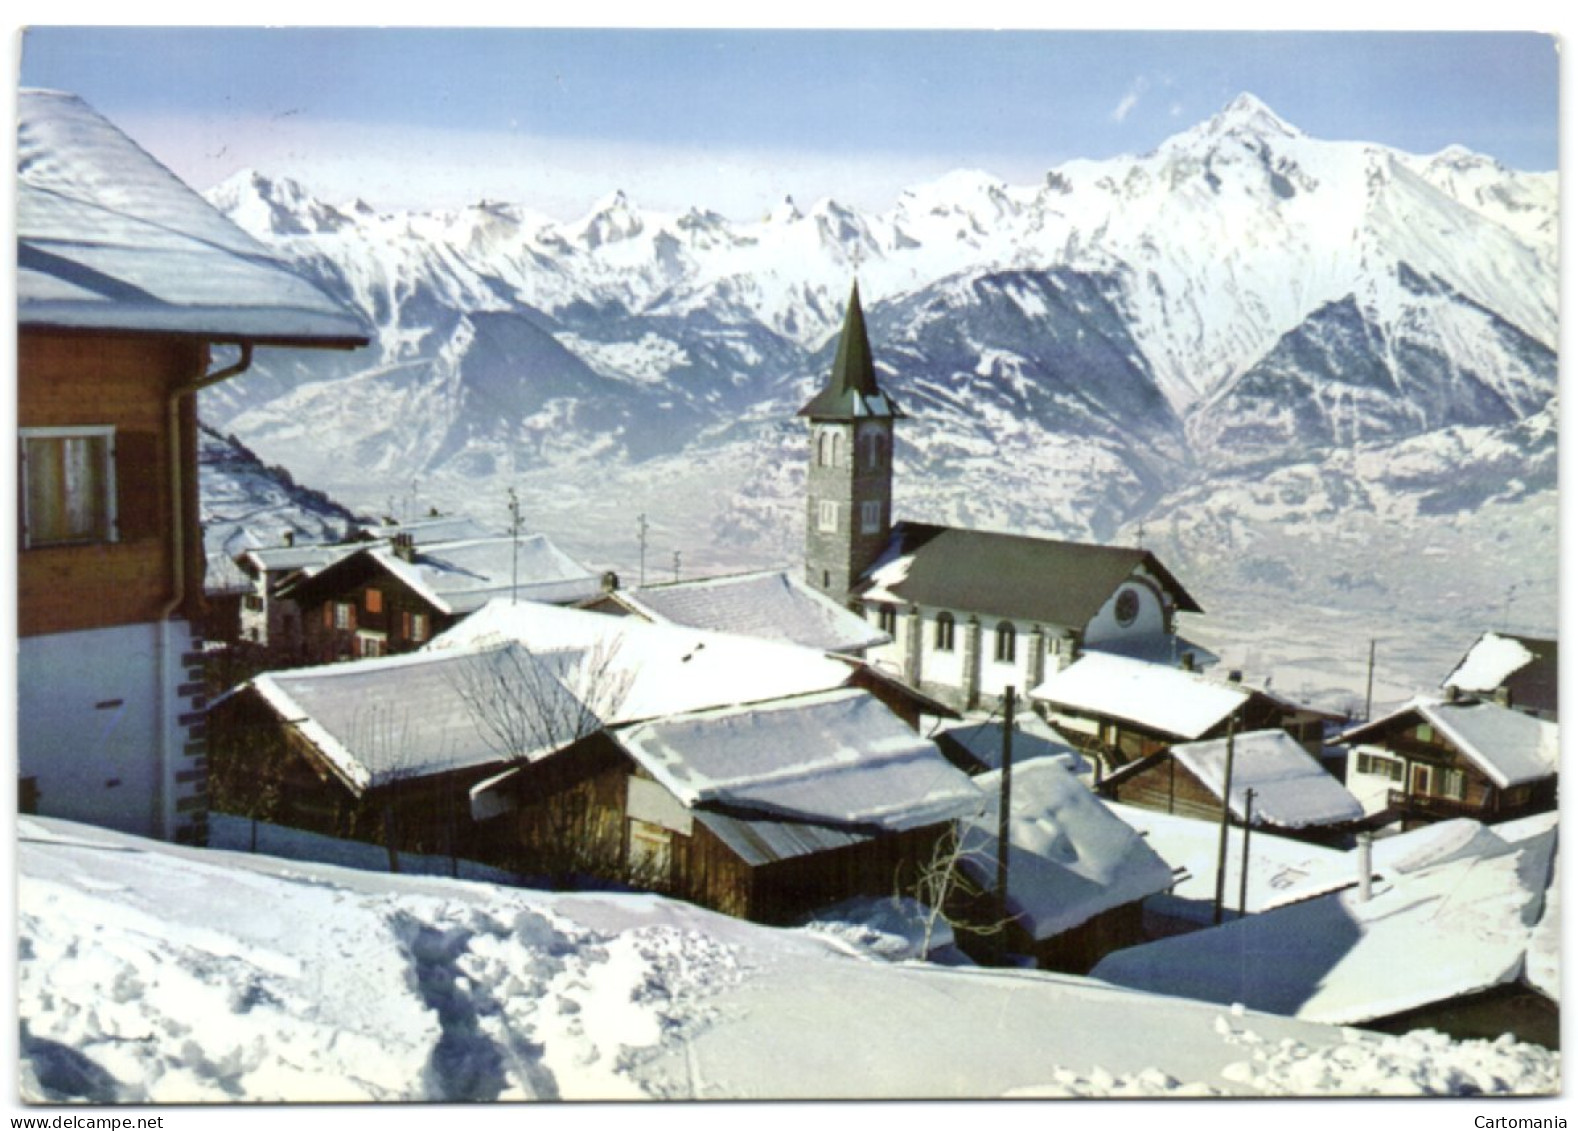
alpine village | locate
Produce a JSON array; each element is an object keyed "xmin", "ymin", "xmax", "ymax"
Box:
[{"xmin": 15, "ymin": 84, "xmax": 1561, "ymax": 1100}]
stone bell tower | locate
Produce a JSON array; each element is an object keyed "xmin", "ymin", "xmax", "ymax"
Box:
[{"xmin": 798, "ymin": 281, "xmax": 904, "ymax": 602}]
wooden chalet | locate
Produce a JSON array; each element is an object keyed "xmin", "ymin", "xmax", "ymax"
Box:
[
  {"xmin": 281, "ymin": 533, "xmax": 600, "ymax": 662},
  {"xmin": 1339, "ymin": 695, "xmax": 1558, "ymax": 829},
  {"xmin": 952, "ymin": 757, "xmax": 1175, "ymax": 973},
  {"xmin": 1100, "ymin": 729, "xmax": 1365, "ymax": 846},
  {"xmin": 1441, "ymin": 631, "xmax": 1558, "ymax": 722},
  {"xmin": 470, "ymin": 688, "xmax": 982, "ymax": 924},
  {"xmin": 1031, "ymin": 651, "xmax": 1335, "ymax": 774},
  {"xmin": 16, "ymin": 89, "xmax": 367, "ymax": 842}
]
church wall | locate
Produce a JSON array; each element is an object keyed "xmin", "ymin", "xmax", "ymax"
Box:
[{"xmin": 1083, "ymin": 573, "xmax": 1168, "ymax": 647}]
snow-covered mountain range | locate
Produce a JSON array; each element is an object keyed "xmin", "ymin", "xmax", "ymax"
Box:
[{"xmin": 198, "ymin": 93, "xmax": 1559, "ymax": 708}]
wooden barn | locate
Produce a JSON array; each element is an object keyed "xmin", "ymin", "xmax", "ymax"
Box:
[
  {"xmin": 1031, "ymin": 651, "xmax": 1335, "ymax": 774},
  {"xmin": 1100, "ymin": 728, "xmax": 1364, "ymax": 845},
  {"xmin": 16, "ymin": 88, "xmax": 366, "ymax": 842},
  {"xmin": 951, "ymin": 757, "xmax": 1176, "ymax": 973},
  {"xmin": 1339, "ymin": 694, "xmax": 1558, "ymax": 828},
  {"xmin": 470, "ymin": 687, "xmax": 982, "ymax": 924}
]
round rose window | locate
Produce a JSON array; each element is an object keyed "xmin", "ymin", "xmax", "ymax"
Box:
[{"xmin": 1114, "ymin": 588, "xmax": 1140, "ymax": 627}]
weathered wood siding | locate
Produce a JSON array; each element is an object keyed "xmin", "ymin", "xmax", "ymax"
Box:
[
  {"xmin": 1108, "ymin": 756, "xmax": 1224, "ymax": 823},
  {"xmin": 18, "ymin": 332, "xmax": 207, "ymax": 636}
]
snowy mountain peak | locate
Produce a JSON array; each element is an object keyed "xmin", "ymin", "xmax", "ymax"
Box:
[
  {"xmin": 1168, "ymin": 92, "xmax": 1305, "ymax": 156},
  {"xmin": 207, "ymin": 168, "xmax": 353, "ymax": 237},
  {"xmin": 770, "ymin": 195, "xmax": 804, "ymax": 223},
  {"xmin": 572, "ymin": 189, "xmax": 646, "ymax": 250}
]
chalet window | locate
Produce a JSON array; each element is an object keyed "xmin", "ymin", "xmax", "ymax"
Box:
[
  {"xmin": 934, "ymin": 611, "xmax": 956, "ymax": 652},
  {"xmin": 629, "ymin": 818, "xmax": 673, "ymax": 880},
  {"xmin": 244, "ymin": 595, "xmax": 264, "ymax": 612},
  {"xmin": 877, "ymin": 605, "xmax": 898, "ymax": 636},
  {"xmin": 365, "ymin": 588, "xmax": 383, "ymax": 614},
  {"xmin": 19, "ymin": 427, "xmax": 117, "ymax": 548},
  {"xmin": 994, "ymin": 621, "xmax": 1017, "ymax": 664},
  {"xmin": 402, "ymin": 611, "xmax": 430, "ymax": 644},
  {"xmin": 333, "ymin": 601, "xmax": 355, "ymax": 631},
  {"xmin": 1415, "ymin": 723, "xmax": 1435, "ymax": 743},
  {"xmin": 1441, "ymin": 768, "xmax": 1466, "ymax": 801},
  {"xmin": 357, "ymin": 632, "xmax": 386, "ymax": 659},
  {"xmin": 860, "ymin": 500, "xmax": 882, "ymax": 534},
  {"xmin": 1356, "ymin": 752, "xmax": 1403, "ymax": 782},
  {"xmin": 818, "ymin": 500, "xmax": 839, "ymax": 533}
]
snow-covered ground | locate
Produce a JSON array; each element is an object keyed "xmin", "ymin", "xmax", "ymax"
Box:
[{"xmin": 12, "ymin": 816, "xmax": 1560, "ymax": 1112}]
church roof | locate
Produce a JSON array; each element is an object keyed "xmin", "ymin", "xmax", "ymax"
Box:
[
  {"xmin": 797, "ymin": 282, "xmax": 904, "ymax": 421},
  {"xmin": 858, "ymin": 522, "xmax": 1203, "ymax": 627}
]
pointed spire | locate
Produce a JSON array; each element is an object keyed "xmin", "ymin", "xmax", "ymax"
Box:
[{"xmin": 797, "ymin": 282, "xmax": 904, "ymax": 420}]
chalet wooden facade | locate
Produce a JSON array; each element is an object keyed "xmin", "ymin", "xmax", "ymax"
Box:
[
  {"xmin": 477, "ymin": 732, "xmax": 955, "ymax": 922},
  {"xmin": 16, "ymin": 89, "xmax": 366, "ymax": 843},
  {"xmin": 1099, "ymin": 729, "xmax": 1364, "ymax": 846},
  {"xmin": 1340, "ymin": 696, "xmax": 1558, "ymax": 829},
  {"xmin": 281, "ymin": 534, "xmax": 600, "ymax": 663},
  {"xmin": 1032, "ymin": 651, "xmax": 1335, "ymax": 776}
]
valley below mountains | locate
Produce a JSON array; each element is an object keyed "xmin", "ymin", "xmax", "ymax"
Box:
[{"xmin": 197, "ymin": 94, "xmax": 1559, "ymax": 712}]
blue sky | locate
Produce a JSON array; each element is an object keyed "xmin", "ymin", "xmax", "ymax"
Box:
[{"xmin": 17, "ymin": 25, "xmax": 1563, "ymax": 219}]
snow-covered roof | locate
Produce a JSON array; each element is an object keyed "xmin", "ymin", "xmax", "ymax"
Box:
[
  {"xmin": 249, "ymin": 646, "xmax": 518, "ymax": 792},
  {"xmin": 18, "ymin": 89, "xmax": 367, "ymax": 345},
  {"xmin": 427, "ymin": 599, "xmax": 859, "ymax": 727},
  {"xmin": 1032, "ymin": 652, "xmax": 1250, "ymax": 740},
  {"xmin": 1341, "ymin": 697, "xmax": 1559, "ymax": 789},
  {"xmin": 1166, "ymin": 729, "xmax": 1363, "ymax": 829},
  {"xmin": 204, "ymin": 551, "xmax": 252, "ymax": 596},
  {"xmin": 241, "ymin": 543, "xmax": 354, "ymax": 577},
  {"xmin": 1092, "ymin": 815, "xmax": 1558, "ymax": 1026},
  {"xmin": 616, "ymin": 570, "xmax": 889, "ymax": 654},
  {"xmin": 934, "ymin": 712, "xmax": 1089, "ymax": 774},
  {"xmin": 615, "ymin": 688, "xmax": 981, "ymax": 835},
  {"xmin": 1441, "ymin": 633, "xmax": 1557, "ymax": 718},
  {"xmin": 958, "ymin": 758, "xmax": 1175, "ymax": 941},
  {"xmin": 354, "ymin": 515, "xmax": 497, "ymax": 545},
  {"xmin": 369, "ymin": 536, "xmax": 601, "ymax": 615},
  {"xmin": 1108, "ymin": 803, "xmax": 1350, "ymax": 922}
]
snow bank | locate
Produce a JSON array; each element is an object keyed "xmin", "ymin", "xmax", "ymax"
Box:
[{"xmin": 17, "ymin": 816, "xmax": 1558, "ymax": 1103}]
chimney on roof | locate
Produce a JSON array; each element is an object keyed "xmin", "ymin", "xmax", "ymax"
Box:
[
  {"xmin": 602, "ymin": 570, "xmax": 620, "ymax": 593},
  {"xmin": 1227, "ymin": 669, "xmax": 1243, "ymax": 684},
  {"xmin": 1494, "ymin": 687, "xmax": 1512, "ymax": 708},
  {"xmin": 1180, "ymin": 652, "xmax": 1195, "ymax": 672},
  {"xmin": 393, "ymin": 532, "xmax": 416, "ymax": 562},
  {"xmin": 1446, "ymin": 684, "xmax": 1461, "ymax": 703},
  {"xmin": 282, "ymin": 531, "xmax": 295, "ymax": 548}
]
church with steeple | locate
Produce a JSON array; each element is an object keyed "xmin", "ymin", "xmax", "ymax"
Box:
[{"xmin": 798, "ymin": 283, "xmax": 1206, "ymax": 712}]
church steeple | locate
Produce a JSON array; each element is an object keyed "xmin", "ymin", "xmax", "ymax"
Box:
[
  {"xmin": 800, "ymin": 282, "xmax": 902, "ymax": 602},
  {"xmin": 797, "ymin": 282, "xmax": 904, "ymax": 422}
]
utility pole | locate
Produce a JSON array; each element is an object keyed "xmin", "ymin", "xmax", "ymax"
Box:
[
  {"xmin": 637, "ymin": 513, "xmax": 649, "ymax": 588},
  {"xmin": 995, "ymin": 685, "xmax": 1015, "ymax": 965},
  {"xmin": 1212, "ymin": 713, "xmax": 1239, "ymax": 926},
  {"xmin": 672, "ymin": 551, "xmax": 681, "ymax": 584},
  {"xmin": 1238, "ymin": 788, "xmax": 1256, "ymax": 919},
  {"xmin": 508, "ymin": 488, "xmax": 523, "ymax": 604},
  {"xmin": 1363, "ymin": 639, "xmax": 1376, "ymax": 721}
]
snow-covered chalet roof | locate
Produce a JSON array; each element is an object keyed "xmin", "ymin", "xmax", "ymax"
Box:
[
  {"xmin": 18, "ymin": 89, "xmax": 367, "ymax": 346},
  {"xmin": 615, "ymin": 688, "xmax": 981, "ymax": 837},
  {"xmin": 1031, "ymin": 652, "xmax": 1249, "ymax": 740},
  {"xmin": 241, "ymin": 543, "xmax": 355, "ymax": 578},
  {"xmin": 1340, "ymin": 697, "xmax": 1559, "ymax": 789},
  {"xmin": 1166, "ymin": 729, "xmax": 1363, "ymax": 829},
  {"xmin": 427, "ymin": 599, "xmax": 858, "ymax": 728},
  {"xmin": 1441, "ymin": 632, "xmax": 1557, "ymax": 718},
  {"xmin": 958, "ymin": 757, "xmax": 1175, "ymax": 941},
  {"xmin": 1091, "ymin": 814, "xmax": 1558, "ymax": 1026},
  {"xmin": 354, "ymin": 515, "xmax": 496, "ymax": 545},
  {"xmin": 247, "ymin": 645, "xmax": 524, "ymax": 793},
  {"xmin": 615, "ymin": 570, "xmax": 889, "ymax": 654}
]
